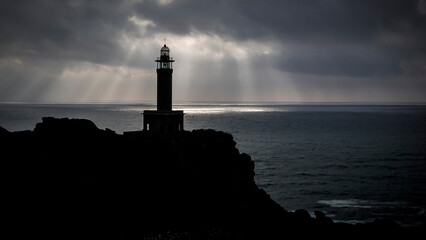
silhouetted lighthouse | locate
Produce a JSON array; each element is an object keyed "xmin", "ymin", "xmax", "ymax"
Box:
[
  {"xmin": 156, "ymin": 44, "xmax": 174, "ymax": 111},
  {"xmin": 143, "ymin": 44, "xmax": 184, "ymax": 133}
]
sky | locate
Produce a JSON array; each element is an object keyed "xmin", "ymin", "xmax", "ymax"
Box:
[{"xmin": 0, "ymin": 0, "xmax": 425, "ymax": 103}]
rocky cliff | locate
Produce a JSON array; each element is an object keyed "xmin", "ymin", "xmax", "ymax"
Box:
[{"xmin": 1, "ymin": 117, "xmax": 423, "ymax": 239}]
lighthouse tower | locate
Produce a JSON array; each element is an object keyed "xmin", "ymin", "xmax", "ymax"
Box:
[{"xmin": 143, "ymin": 44, "xmax": 184, "ymax": 133}]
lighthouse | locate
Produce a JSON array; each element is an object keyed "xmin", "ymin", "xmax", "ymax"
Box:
[{"xmin": 143, "ymin": 44, "xmax": 184, "ymax": 133}]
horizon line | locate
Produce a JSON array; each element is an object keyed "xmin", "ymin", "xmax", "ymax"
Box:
[{"xmin": 1, "ymin": 100, "xmax": 426, "ymax": 106}]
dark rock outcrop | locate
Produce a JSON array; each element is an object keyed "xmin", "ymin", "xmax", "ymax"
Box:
[{"xmin": 1, "ymin": 117, "xmax": 424, "ymax": 239}]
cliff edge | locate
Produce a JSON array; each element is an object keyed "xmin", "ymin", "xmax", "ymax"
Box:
[{"xmin": 1, "ymin": 117, "xmax": 423, "ymax": 239}]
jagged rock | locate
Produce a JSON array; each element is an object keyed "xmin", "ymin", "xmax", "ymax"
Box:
[
  {"xmin": 0, "ymin": 125, "xmax": 9, "ymax": 136},
  {"xmin": 315, "ymin": 210, "xmax": 333, "ymax": 225},
  {"xmin": 294, "ymin": 209, "xmax": 314, "ymax": 225},
  {"xmin": 34, "ymin": 117, "xmax": 100, "ymax": 135}
]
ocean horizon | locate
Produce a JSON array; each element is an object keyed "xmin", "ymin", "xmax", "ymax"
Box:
[{"xmin": 1, "ymin": 102, "xmax": 426, "ymax": 227}]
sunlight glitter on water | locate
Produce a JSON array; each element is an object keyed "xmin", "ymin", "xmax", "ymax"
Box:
[
  {"xmin": 117, "ymin": 105, "xmax": 289, "ymax": 114},
  {"xmin": 181, "ymin": 107, "xmax": 281, "ymax": 114}
]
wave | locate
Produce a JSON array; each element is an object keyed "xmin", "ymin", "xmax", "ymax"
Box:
[{"xmin": 317, "ymin": 199, "xmax": 405, "ymax": 209}]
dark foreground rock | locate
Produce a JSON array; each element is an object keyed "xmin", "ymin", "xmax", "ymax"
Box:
[{"xmin": 1, "ymin": 117, "xmax": 424, "ymax": 239}]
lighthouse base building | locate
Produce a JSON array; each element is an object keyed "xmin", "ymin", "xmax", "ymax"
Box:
[{"xmin": 143, "ymin": 110, "xmax": 183, "ymax": 133}]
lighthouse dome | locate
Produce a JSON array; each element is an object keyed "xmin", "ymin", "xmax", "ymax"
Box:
[{"xmin": 161, "ymin": 45, "xmax": 170, "ymax": 52}]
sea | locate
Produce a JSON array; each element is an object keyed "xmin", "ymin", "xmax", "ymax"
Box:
[{"xmin": 1, "ymin": 102, "xmax": 426, "ymax": 227}]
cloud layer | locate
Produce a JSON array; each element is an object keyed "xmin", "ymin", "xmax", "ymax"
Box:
[{"xmin": 0, "ymin": 0, "xmax": 425, "ymax": 102}]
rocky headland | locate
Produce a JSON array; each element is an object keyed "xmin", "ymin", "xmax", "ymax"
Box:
[{"xmin": 1, "ymin": 117, "xmax": 424, "ymax": 239}]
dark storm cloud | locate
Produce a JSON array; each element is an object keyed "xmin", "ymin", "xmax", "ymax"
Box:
[
  {"xmin": 0, "ymin": 0, "xmax": 140, "ymax": 66},
  {"xmin": 1, "ymin": 0, "xmax": 425, "ymax": 76},
  {"xmin": 135, "ymin": 0, "xmax": 426, "ymax": 77},
  {"xmin": 134, "ymin": 0, "xmax": 425, "ymax": 42}
]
